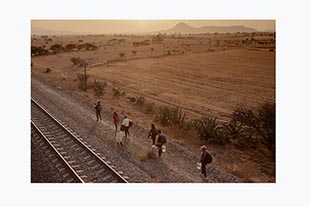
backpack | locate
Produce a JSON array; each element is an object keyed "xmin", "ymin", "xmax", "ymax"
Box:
[
  {"xmin": 204, "ymin": 151, "xmax": 212, "ymax": 164},
  {"xmin": 95, "ymin": 104, "xmax": 102, "ymax": 111},
  {"xmin": 158, "ymin": 134, "xmax": 167, "ymax": 145},
  {"xmin": 129, "ymin": 120, "xmax": 133, "ymax": 128},
  {"xmin": 113, "ymin": 115, "xmax": 120, "ymax": 123}
]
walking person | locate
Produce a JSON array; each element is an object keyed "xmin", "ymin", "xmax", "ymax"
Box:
[
  {"xmin": 94, "ymin": 101, "xmax": 102, "ymax": 121},
  {"xmin": 199, "ymin": 145, "xmax": 212, "ymax": 180},
  {"xmin": 148, "ymin": 124, "xmax": 157, "ymax": 145},
  {"xmin": 115, "ymin": 125, "xmax": 123, "ymax": 146},
  {"xmin": 155, "ymin": 130, "xmax": 166, "ymax": 158},
  {"xmin": 121, "ymin": 116, "xmax": 132, "ymax": 138},
  {"xmin": 113, "ymin": 112, "xmax": 121, "ymax": 134}
]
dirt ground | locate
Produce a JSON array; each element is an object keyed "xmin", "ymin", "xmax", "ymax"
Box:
[{"xmin": 31, "ymin": 33, "xmax": 275, "ymax": 182}]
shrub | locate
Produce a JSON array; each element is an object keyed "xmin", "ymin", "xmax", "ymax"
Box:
[
  {"xmin": 155, "ymin": 106, "xmax": 171, "ymax": 126},
  {"xmin": 145, "ymin": 101, "xmax": 155, "ymax": 114},
  {"xmin": 119, "ymin": 53, "xmax": 125, "ymax": 58},
  {"xmin": 223, "ymin": 119, "xmax": 246, "ymax": 140},
  {"xmin": 78, "ymin": 43, "xmax": 97, "ymax": 51},
  {"xmin": 65, "ymin": 43, "xmax": 78, "ymax": 51},
  {"xmin": 230, "ymin": 103, "xmax": 275, "ymax": 152},
  {"xmin": 50, "ymin": 44, "xmax": 65, "ymax": 53},
  {"xmin": 113, "ymin": 87, "xmax": 124, "ymax": 97},
  {"xmin": 209, "ymin": 126, "xmax": 230, "ymax": 145},
  {"xmin": 155, "ymin": 106, "xmax": 186, "ymax": 127},
  {"xmin": 93, "ymin": 80, "xmax": 107, "ymax": 96},
  {"xmin": 255, "ymin": 103, "xmax": 275, "ymax": 152},
  {"xmin": 128, "ymin": 96, "xmax": 136, "ymax": 103},
  {"xmin": 31, "ymin": 46, "xmax": 49, "ymax": 56},
  {"xmin": 184, "ymin": 119, "xmax": 200, "ymax": 131},
  {"xmin": 43, "ymin": 68, "xmax": 51, "ymax": 73},
  {"xmin": 169, "ymin": 107, "xmax": 186, "ymax": 126},
  {"xmin": 196, "ymin": 116, "xmax": 219, "ymax": 141},
  {"xmin": 71, "ymin": 57, "xmax": 85, "ymax": 66},
  {"xmin": 135, "ymin": 95, "xmax": 145, "ymax": 106}
]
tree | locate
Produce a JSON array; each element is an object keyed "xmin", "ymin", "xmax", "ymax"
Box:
[
  {"xmin": 230, "ymin": 103, "xmax": 275, "ymax": 153},
  {"xmin": 31, "ymin": 46, "xmax": 49, "ymax": 56},
  {"xmin": 65, "ymin": 43, "xmax": 78, "ymax": 51},
  {"xmin": 50, "ymin": 44, "xmax": 65, "ymax": 54}
]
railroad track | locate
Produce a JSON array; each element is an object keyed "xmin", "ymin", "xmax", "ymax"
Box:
[{"xmin": 31, "ymin": 98, "xmax": 128, "ymax": 183}]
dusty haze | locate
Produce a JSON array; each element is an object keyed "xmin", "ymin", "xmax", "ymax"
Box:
[{"xmin": 32, "ymin": 20, "xmax": 275, "ymax": 34}]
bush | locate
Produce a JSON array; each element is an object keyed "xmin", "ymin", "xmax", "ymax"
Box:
[
  {"xmin": 119, "ymin": 53, "xmax": 125, "ymax": 58},
  {"xmin": 194, "ymin": 117, "xmax": 230, "ymax": 145},
  {"xmin": 209, "ymin": 126, "xmax": 230, "ymax": 144},
  {"xmin": 135, "ymin": 95, "xmax": 145, "ymax": 106},
  {"xmin": 93, "ymin": 80, "xmax": 107, "ymax": 96},
  {"xmin": 128, "ymin": 96, "xmax": 136, "ymax": 103},
  {"xmin": 155, "ymin": 106, "xmax": 171, "ymax": 126},
  {"xmin": 184, "ymin": 119, "xmax": 200, "ymax": 131},
  {"xmin": 155, "ymin": 106, "xmax": 186, "ymax": 127},
  {"xmin": 230, "ymin": 103, "xmax": 275, "ymax": 152},
  {"xmin": 223, "ymin": 119, "xmax": 246, "ymax": 140},
  {"xmin": 78, "ymin": 43, "xmax": 97, "ymax": 51},
  {"xmin": 71, "ymin": 57, "xmax": 85, "ymax": 66},
  {"xmin": 169, "ymin": 107, "xmax": 186, "ymax": 126},
  {"xmin": 255, "ymin": 103, "xmax": 275, "ymax": 152},
  {"xmin": 196, "ymin": 116, "xmax": 219, "ymax": 141},
  {"xmin": 65, "ymin": 43, "xmax": 78, "ymax": 51},
  {"xmin": 145, "ymin": 101, "xmax": 155, "ymax": 114},
  {"xmin": 43, "ymin": 68, "xmax": 51, "ymax": 73},
  {"xmin": 50, "ymin": 44, "xmax": 65, "ymax": 53},
  {"xmin": 113, "ymin": 87, "xmax": 124, "ymax": 97},
  {"xmin": 31, "ymin": 46, "xmax": 49, "ymax": 56}
]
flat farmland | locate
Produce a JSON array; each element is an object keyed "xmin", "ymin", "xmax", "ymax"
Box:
[{"xmin": 89, "ymin": 49, "xmax": 275, "ymax": 119}]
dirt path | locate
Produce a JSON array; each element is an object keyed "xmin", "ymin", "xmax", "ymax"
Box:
[{"xmin": 31, "ymin": 74, "xmax": 242, "ymax": 183}]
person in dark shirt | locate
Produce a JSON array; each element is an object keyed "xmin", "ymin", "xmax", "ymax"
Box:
[
  {"xmin": 199, "ymin": 145, "xmax": 209, "ymax": 179},
  {"xmin": 148, "ymin": 124, "xmax": 157, "ymax": 145},
  {"xmin": 113, "ymin": 112, "xmax": 121, "ymax": 133},
  {"xmin": 94, "ymin": 101, "xmax": 102, "ymax": 121}
]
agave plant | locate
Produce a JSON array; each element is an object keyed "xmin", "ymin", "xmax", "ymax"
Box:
[
  {"xmin": 196, "ymin": 116, "xmax": 219, "ymax": 141},
  {"xmin": 155, "ymin": 106, "xmax": 171, "ymax": 126},
  {"xmin": 155, "ymin": 106, "xmax": 186, "ymax": 127},
  {"xmin": 169, "ymin": 107, "xmax": 186, "ymax": 126},
  {"xmin": 145, "ymin": 101, "xmax": 155, "ymax": 114},
  {"xmin": 93, "ymin": 80, "xmax": 106, "ymax": 96},
  {"xmin": 135, "ymin": 95, "xmax": 145, "ymax": 106}
]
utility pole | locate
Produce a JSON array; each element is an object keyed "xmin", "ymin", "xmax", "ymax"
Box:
[{"xmin": 83, "ymin": 61, "xmax": 88, "ymax": 91}]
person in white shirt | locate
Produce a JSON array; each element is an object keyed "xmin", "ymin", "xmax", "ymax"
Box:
[
  {"xmin": 122, "ymin": 116, "xmax": 131, "ymax": 138},
  {"xmin": 155, "ymin": 130, "xmax": 163, "ymax": 158}
]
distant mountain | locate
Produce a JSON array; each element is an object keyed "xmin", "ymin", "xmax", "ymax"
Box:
[{"xmin": 155, "ymin": 22, "xmax": 259, "ymax": 34}]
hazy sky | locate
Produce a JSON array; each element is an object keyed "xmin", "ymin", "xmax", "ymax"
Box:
[{"xmin": 32, "ymin": 20, "xmax": 275, "ymax": 34}]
